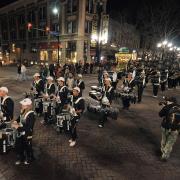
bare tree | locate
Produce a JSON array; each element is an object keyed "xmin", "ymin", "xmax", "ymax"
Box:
[{"xmin": 136, "ymin": 0, "xmax": 180, "ymax": 49}]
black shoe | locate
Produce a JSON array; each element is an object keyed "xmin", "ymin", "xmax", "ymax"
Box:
[{"xmin": 160, "ymin": 157, "xmax": 167, "ymax": 162}]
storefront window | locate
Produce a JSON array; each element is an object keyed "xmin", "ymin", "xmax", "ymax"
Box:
[{"xmin": 40, "ymin": 50, "xmax": 48, "ymax": 61}]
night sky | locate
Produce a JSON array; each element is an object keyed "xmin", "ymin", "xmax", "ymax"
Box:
[{"xmin": 0, "ymin": 0, "xmax": 16, "ymax": 8}]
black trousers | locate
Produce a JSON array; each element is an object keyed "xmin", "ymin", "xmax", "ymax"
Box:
[
  {"xmin": 122, "ymin": 97, "xmax": 130, "ymax": 109},
  {"xmin": 70, "ymin": 117, "xmax": 79, "ymax": 141},
  {"xmin": 112, "ymin": 82, "xmax": 118, "ymax": 90},
  {"xmin": 172, "ymin": 79, "xmax": 177, "ymax": 88},
  {"xmin": 56, "ymin": 103, "xmax": 64, "ymax": 114},
  {"xmin": 177, "ymin": 77, "xmax": 180, "ymax": 86},
  {"xmin": 98, "ymin": 111, "xmax": 107, "ymax": 126},
  {"xmin": 137, "ymin": 85, "xmax": 144, "ymax": 102},
  {"xmin": 35, "ymin": 100, "xmax": 43, "ymax": 115},
  {"xmin": 168, "ymin": 78, "xmax": 173, "ymax": 89},
  {"xmin": 161, "ymin": 82, "xmax": 166, "ymax": 92},
  {"xmin": 153, "ymin": 85, "xmax": 159, "ymax": 96},
  {"xmin": 15, "ymin": 136, "xmax": 34, "ymax": 162}
]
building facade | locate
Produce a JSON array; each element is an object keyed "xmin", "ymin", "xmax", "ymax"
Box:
[{"xmin": 0, "ymin": 0, "xmax": 107, "ymax": 65}]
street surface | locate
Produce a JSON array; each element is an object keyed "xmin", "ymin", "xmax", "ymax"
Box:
[{"xmin": 0, "ymin": 66, "xmax": 180, "ymax": 180}]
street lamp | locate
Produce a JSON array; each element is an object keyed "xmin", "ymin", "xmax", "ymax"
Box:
[
  {"xmin": 162, "ymin": 40, "xmax": 168, "ymax": 45},
  {"xmin": 52, "ymin": 7, "xmax": 60, "ymax": 65},
  {"xmin": 157, "ymin": 43, "xmax": 162, "ymax": 48},
  {"xmin": 167, "ymin": 42, "xmax": 172, "ymax": 47},
  {"xmin": 96, "ymin": 0, "xmax": 104, "ymax": 64},
  {"xmin": 53, "ymin": 7, "xmax": 58, "ymax": 15}
]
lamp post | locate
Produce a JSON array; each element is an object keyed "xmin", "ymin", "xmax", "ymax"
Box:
[
  {"xmin": 52, "ymin": 7, "xmax": 60, "ymax": 65},
  {"xmin": 96, "ymin": 0, "xmax": 103, "ymax": 64},
  {"xmin": 157, "ymin": 40, "xmax": 172, "ymax": 61}
]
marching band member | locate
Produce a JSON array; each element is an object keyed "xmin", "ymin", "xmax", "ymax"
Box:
[
  {"xmin": 12, "ymin": 98, "xmax": 35, "ymax": 165},
  {"xmin": 76, "ymin": 74, "xmax": 85, "ymax": 97},
  {"xmin": 112, "ymin": 67, "xmax": 118, "ymax": 90},
  {"xmin": 68, "ymin": 87, "xmax": 85, "ymax": 147},
  {"xmin": 121, "ymin": 73, "xmax": 135, "ymax": 110},
  {"xmin": 66, "ymin": 73, "xmax": 75, "ymax": 94},
  {"xmin": 0, "ymin": 87, "xmax": 14, "ymax": 129},
  {"xmin": 136, "ymin": 69, "xmax": 146, "ymax": 103},
  {"xmin": 31, "ymin": 73, "xmax": 44, "ymax": 116},
  {"xmin": 151, "ymin": 70, "xmax": 161, "ymax": 98},
  {"xmin": 160, "ymin": 70, "xmax": 168, "ymax": 93},
  {"xmin": 56, "ymin": 77, "xmax": 68, "ymax": 114},
  {"xmin": 42, "ymin": 76, "xmax": 56, "ymax": 125},
  {"xmin": 102, "ymin": 78, "xmax": 114, "ymax": 104},
  {"xmin": 98, "ymin": 78, "xmax": 114, "ymax": 128},
  {"xmin": 44, "ymin": 76, "xmax": 56, "ymax": 96}
]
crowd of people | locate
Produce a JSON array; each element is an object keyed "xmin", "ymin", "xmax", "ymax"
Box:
[{"xmin": 0, "ymin": 59, "xmax": 180, "ymax": 166}]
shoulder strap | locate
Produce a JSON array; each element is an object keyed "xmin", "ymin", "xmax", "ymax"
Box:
[
  {"xmin": 75, "ymin": 97, "xmax": 84, "ymax": 104},
  {"xmin": 59, "ymin": 86, "xmax": 66, "ymax": 92},
  {"xmin": 2, "ymin": 96, "xmax": 10, "ymax": 105},
  {"xmin": 24, "ymin": 110, "xmax": 34, "ymax": 120}
]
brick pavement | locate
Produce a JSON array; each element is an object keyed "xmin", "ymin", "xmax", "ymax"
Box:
[{"xmin": 0, "ymin": 67, "xmax": 180, "ymax": 180}]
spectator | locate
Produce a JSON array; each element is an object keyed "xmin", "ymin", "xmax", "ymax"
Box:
[
  {"xmin": 16, "ymin": 63, "xmax": 22, "ymax": 81},
  {"xmin": 21, "ymin": 64, "xmax": 27, "ymax": 81}
]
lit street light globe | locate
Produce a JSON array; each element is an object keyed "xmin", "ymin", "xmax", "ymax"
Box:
[
  {"xmin": 157, "ymin": 43, "xmax": 162, "ymax": 48},
  {"xmin": 53, "ymin": 7, "xmax": 59, "ymax": 15},
  {"xmin": 167, "ymin": 43, "xmax": 173, "ymax": 47},
  {"xmin": 162, "ymin": 40, "xmax": 168, "ymax": 45}
]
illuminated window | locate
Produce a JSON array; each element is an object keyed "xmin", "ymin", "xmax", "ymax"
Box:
[{"xmin": 40, "ymin": 50, "xmax": 48, "ymax": 61}]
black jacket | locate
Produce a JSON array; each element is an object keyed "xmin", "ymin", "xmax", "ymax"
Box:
[
  {"xmin": 16, "ymin": 111, "xmax": 35, "ymax": 137},
  {"xmin": 1, "ymin": 97, "xmax": 14, "ymax": 121},
  {"xmin": 46, "ymin": 83, "xmax": 56, "ymax": 96},
  {"xmin": 57, "ymin": 85, "xmax": 68, "ymax": 104},
  {"xmin": 32, "ymin": 79, "xmax": 44, "ymax": 97},
  {"xmin": 159, "ymin": 103, "xmax": 180, "ymax": 131},
  {"xmin": 70, "ymin": 96, "xmax": 85, "ymax": 118}
]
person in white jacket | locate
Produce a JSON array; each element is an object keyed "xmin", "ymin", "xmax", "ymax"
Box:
[{"xmin": 21, "ymin": 64, "xmax": 27, "ymax": 81}]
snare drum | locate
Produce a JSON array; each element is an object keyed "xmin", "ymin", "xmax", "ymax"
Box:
[
  {"xmin": 43, "ymin": 101, "xmax": 50, "ymax": 113},
  {"xmin": 56, "ymin": 111, "xmax": 72, "ymax": 132},
  {"xmin": 1, "ymin": 128, "xmax": 15, "ymax": 153},
  {"xmin": 34, "ymin": 98, "xmax": 42, "ymax": 109}
]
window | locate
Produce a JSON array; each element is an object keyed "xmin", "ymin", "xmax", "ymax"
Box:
[
  {"xmin": 19, "ymin": 29, "xmax": 26, "ymax": 40},
  {"xmin": 67, "ymin": 0, "xmax": 78, "ymax": 14},
  {"xmin": 66, "ymin": 41, "xmax": 76, "ymax": 59},
  {"xmin": 85, "ymin": 21, "xmax": 92, "ymax": 33},
  {"xmin": 18, "ymin": 14, "xmax": 25, "ymax": 25},
  {"xmin": 67, "ymin": 21, "xmax": 76, "ymax": 34},
  {"xmin": 40, "ymin": 50, "xmax": 48, "ymax": 61},
  {"xmin": 39, "ymin": 6, "xmax": 47, "ymax": 20},
  {"xmin": 28, "ymin": 29, "xmax": 36, "ymax": 39},
  {"xmin": 39, "ymin": 25, "xmax": 46, "ymax": 37},
  {"xmin": 10, "ymin": 31, "xmax": 17, "ymax": 40},
  {"xmin": 2, "ymin": 32, "xmax": 8, "ymax": 41},
  {"xmin": 28, "ymin": 10, "xmax": 36, "ymax": 23},
  {"xmin": 86, "ymin": 0, "xmax": 93, "ymax": 13},
  {"xmin": 9, "ymin": 17, "xmax": 16, "ymax": 28},
  {"xmin": 51, "ymin": 23, "xmax": 59, "ymax": 32}
]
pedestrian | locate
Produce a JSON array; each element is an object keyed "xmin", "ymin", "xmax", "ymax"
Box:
[
  {"xmin": 21, "ymin": 64, "xmax": 27, "ymax": 81},
  {"xmin": 159, "ymin": 97, "xmax": 180, "ymax": 161},
  {"xmin": 151, "ymin": 70, "xmax": 160, "ymax": 98},
  {"xmin": 66, "ymin": 73, "xmax": 75, "ymax": 94},
  {"xmin": 16, "ymin": 63, "xmax": 22, "ymax": 80},
  {"xmin": 76, "ymin": 74, "xmax": 85, "ymax": 97}
]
